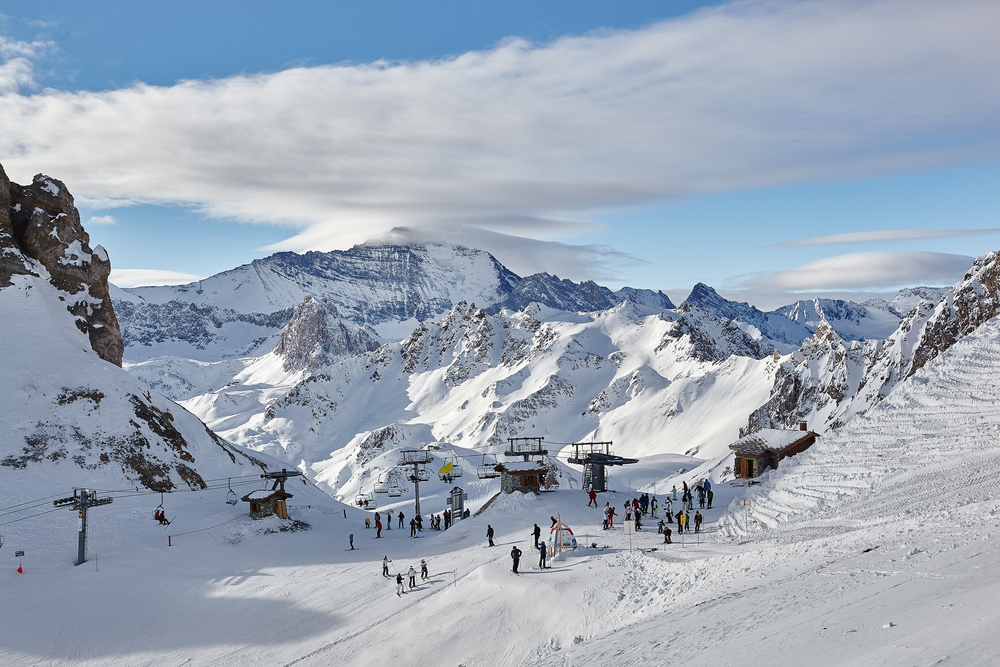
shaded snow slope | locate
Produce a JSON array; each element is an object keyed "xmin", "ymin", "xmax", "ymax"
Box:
[{"xmin": 0, "ymin": 272, "xmax": 270, "ymax": 491}]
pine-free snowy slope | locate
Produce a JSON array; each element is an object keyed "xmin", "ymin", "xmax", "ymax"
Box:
[{"xmin": 6, "ymin": 311, "xmax": 1000, "ymax": 666}]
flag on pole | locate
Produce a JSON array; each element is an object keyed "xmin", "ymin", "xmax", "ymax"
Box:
[{"xmin": 439, "ymin": 462, "xmax": 453, "ymax": 474}]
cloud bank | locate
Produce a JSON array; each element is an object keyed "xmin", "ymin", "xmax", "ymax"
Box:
[
  {"xmin": 732, "ymin": 251, "xmax": 974, "ymax": 292},
  {"xmin": 1, "ymin": 0, "xmax": 998, "ymax": 283},
  {"xmin": 766, "ymin": 229, "xmax": 1000, "ymax": 248},
  {"xmin": 110, "ymin": 268, "xmax": 205, "ymax": 288}
]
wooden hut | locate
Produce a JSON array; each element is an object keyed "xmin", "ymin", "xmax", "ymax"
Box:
[
  {"xmin": 730, "ymin": 424, "xmax": 818, "ymax": 479},
  {"xmin": 495, "ymin": 460, "xmax": 549, "ymax": 494},
  {"xmin": 241, "ymin": 489, "xmax": 293, "ymax": 519}
]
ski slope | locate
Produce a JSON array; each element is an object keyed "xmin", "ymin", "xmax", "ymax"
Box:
[{"xmin": 5, "ymin": 290, "xmax": 1000, "ymax": 665}]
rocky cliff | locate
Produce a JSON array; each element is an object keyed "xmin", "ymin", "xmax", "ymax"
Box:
[{"xmin": 0, "ymin": 164, "xmax": 123, "ymax": 366}]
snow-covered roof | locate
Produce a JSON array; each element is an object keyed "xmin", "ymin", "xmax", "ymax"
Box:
[
  {"xmin": 242, "ymin": 489, "xmax": 291, "ymax": 501},
  {"xmin": 497, "ymin": 461, "xmax": 548, "ymax": 472},
  {"xmin": 729, "ymin": 428, "xmax": 814, "ymax": 456}
]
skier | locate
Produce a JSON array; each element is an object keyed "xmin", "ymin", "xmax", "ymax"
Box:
[
  {"xmin": 383, "ymin": 556, "xmax": 390, "ymax": 577},
  {"xmin": 707, "ymin": 489, "xmax": 714, "ymax": 510},
  {"xmin": 683, "ymin": 511, "xmax": 690, "ymax": 532},
  {"xmin": 634, "ymin": 511, "xmax": 642, "ymax": 531},
  {"xmin": 487, "ymin": 524, "xmax": 495, "ymax": 547},
  {"xmin": 651, "ymin": 496, "xmax": 658, "ymax": 518},
  {"xmin": 550, "ymin": 516, "xmax": 558, "ymax": 528},
  {"xmin": 602, "ymin": 503, "xmax": 610, "ymax": 530},
  {"xmin": 657, "ymin": 519, "xmax": 664, "ymax": 534},
  {"xmin": 698, "ymin": 488, "xmax": 706, "ymax": 509},
  {"xmin": 588, "ymin": 488, "xmax": 597, "ymax": 507},
  {"xmin": 664, "ymin": 497, "xmax": 673, "ymax": 518},
  {"xmin": 376, "ymin": 519, "xmax": 382, "ymax": 538},
  {"xmin": 396, "ymin": 572, "xmax": 405, "ymax": 596},
  {"xmin": 398, "ymin": 511, "xmax": 404, "ymax": 529},
  {"xmin": 608, "ymin": 505, "xmax": 616, "ymax": 528},
  {"xmin": 676, "ymin": 509, "xmax": 683, "ymax": 534},
  {"xmin": 672, "ymin": 485, "xmax": 677, "ymax": 500},
  {"xmin": 410, "ymin": 519, "xmax": 417, "ymax": 537},
  {"xmin": 694, "ymin": 511, "xmax": 703, "ymax": 533},
  {"xmin": 532, "ymin": 523, "xmax": 542, "ymax": 548},
  {"xmin": 421, "ymin": 559, "xmax": 429, "ymax": 580},
  {"xmin": 408, "ymin": 565, "xmax": 417, "ymax": 588},
  {"xmin": 349, "ymin": 533, "xmax": 354, "ymax": 550},
  {"xmin": 511, "ymin": 545, "xmax": 522, "ymax": 573},
  {"xmin": 365, "ymin": 518, "xmax": 370, "ymax": 529},
  {"xmin": 538, "ymin": 542, "xmax": 549, "ymax": 569},
  {"xmin": 663, "ymin": 526, "xmax": 672, "ymax": 544}
]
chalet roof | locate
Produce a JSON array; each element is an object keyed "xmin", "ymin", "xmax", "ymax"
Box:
[
  {"xmin": 242, "ymin": 489, "xmax": 292, "ymax": 501},
  {"xmin": 729, "ymin": 428, "xmax": 816, "ymax": 456},
  {"xmin": 496, "ymin": 461, "xmax": 548, "ymax": 473}
]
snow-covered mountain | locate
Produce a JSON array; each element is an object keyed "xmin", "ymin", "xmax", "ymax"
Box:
[
  {"xmin": 0, "ymin": 166, "xmax": 274, "ymax": 492},
  {"xmin": 113, "ymin": 244, "xmax": 675, "ymax": 362},
  {"xmin": 743, "ymin": 251, "xmax": 999, "ymax": 435},
  {"xmin": 175, "ymin": 299, "xmax": 780, "ymax": 502}
]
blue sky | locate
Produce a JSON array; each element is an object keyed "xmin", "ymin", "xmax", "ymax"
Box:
[{"xmin": 1, "ymin": 0, "xmax": 998, "ymax": 309}]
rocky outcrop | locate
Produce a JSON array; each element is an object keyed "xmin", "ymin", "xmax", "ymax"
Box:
[
  {"xmin": 909, "ymin": 252, "xmax": 1000, "ymax": 376},
  {"xmin": 275, "ymin": 296, "xmax": 383, "ymax": 373},
  {"xmin": 0, "ymin": 164, "xmax": 124, "ymax": 366},
  {"xmin": 742, "ymin": 252, "xmax": 1000, "ymax": 438}
]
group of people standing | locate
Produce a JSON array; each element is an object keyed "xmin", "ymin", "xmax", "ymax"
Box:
[{"xmin": 676, "ymin": 479, "xmax": 713, "ymax": 511}]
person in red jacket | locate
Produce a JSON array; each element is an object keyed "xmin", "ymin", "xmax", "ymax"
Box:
[{"xmin": 587, "ymin": 488, "xmax": 597, "ymax": 507}]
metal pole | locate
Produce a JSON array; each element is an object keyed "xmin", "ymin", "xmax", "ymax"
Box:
[
  {"xmin": 413, "ymin": 465, "xmax": 421, "ymax": 517},
  {"xmin": 77, "ymin": 490, "xmax": 88, "ymax": 566}
]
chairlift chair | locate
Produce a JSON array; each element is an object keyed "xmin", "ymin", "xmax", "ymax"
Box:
[
  {"xmin": 409, "ymin": 468, "xmax": 431, "ymax": 482},
  {"xmin": 387, "ymin": 481, "xmax": 403, "ymax": 498},
  {"xmin": 226, "ymin": 478, "xmax": 239, "ymax": 506},
  {"xmin": 373, "ymin": 474, "xmax": 390, "ymax": 494},
  {"xmin": 477, "ymin": 454, "xmax": 501, "ymax": 479}
]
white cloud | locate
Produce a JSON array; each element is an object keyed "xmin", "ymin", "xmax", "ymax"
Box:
[
  {"xmin": 110, "ymin": 269, "xmax": 204, "ymax": 288},
  {"xmin": 0, "ymin": 0, "xmax": 998, "ymax": 280},
  {"xmin": 362, "ymin": 225, "xmax": 647, "ymax": 282},
  {"xmin": 765, "ymin": 229, "xmax": 1000, "ymax": 248},
  {"xmin": 0, "ymin": 35, "xmax": 53, "ymax": 92},
  {"xmin": 731, "ymin": 251, "xmax": 973, "ymax": 292},
  {"xmin": 86, "ymin": 214, "xmax": 117, "ymax": 226}
]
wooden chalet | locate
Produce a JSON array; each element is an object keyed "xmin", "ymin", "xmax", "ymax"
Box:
[
  {"xmin": 730, "ymin": 423, "xmax": 819, "ymax": 479},
  {"xmin": 495, "ymin": 460, "xmax": 548, "ymax": 494},
  {"xmin": 241, "ymin": 488, "xmax": 293, "ymax": 519}
]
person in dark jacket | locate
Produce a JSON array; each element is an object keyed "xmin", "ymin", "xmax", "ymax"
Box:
[
  {"xmin": 532, "ymin": 523, "xmax": 542, "ymax": 548},
  {"xmin": 511, "ymin": 545, "xmax": 522, "ymax": 573},
  {"xmin": 487, "ymin": 524, "xmax": 495, "ymax": 547},
  {"xmin": 538, "ymin": 541, "xmax": 549, "ymax": 569},
  {"xmin": 694, "ymin": 511, "xmax": 703, "ymax": 533}
]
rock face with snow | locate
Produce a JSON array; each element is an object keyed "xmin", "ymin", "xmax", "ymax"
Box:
[
  {"xmin": 743, "ymin": 252, "xmax": 999, "ymax": 436},
  {"xmin": 0, "ymin": 165, "xmax": 273, "ymax": 491},
  {"xmin": 274, "ymin": 296, "xmax": 383, "ymax": 373},
  {"xmin": 1, "ymin": 165, "xmax": 123, "ymax": 366},
  {"xmin": 112, "ymin": 243, "xmax": 677, "ymax": 362}
]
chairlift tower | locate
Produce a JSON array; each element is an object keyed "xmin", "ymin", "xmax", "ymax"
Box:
[
  {"xmin": 567, "ymin": 441, "xmax": 638, "ymax": 493},
  {"xmin": 53, "ymin": 488, "xmax": 114, "ymax": 566},
  {"xmin": 504, "ymin": 437, "xmax": 547, "ymax": 462},
  {"xmin": 397, "ymin": 449, "xmax": 434, "ymax": 516},
  {"xmin": 261, "ymin": 468, "xmax": 304, "ymax": 492}
]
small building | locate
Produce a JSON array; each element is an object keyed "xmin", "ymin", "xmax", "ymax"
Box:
[
  {"xmin": 495, "ymin": 460, "xmax": 548, "ymax": 494},
  {"xmin": 242, "ymin": 489, "xmax": 293, "ymax": 519},
  {"xmin": 730, "ymin": 424, "xmax": 819, "ymax": 479}
]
